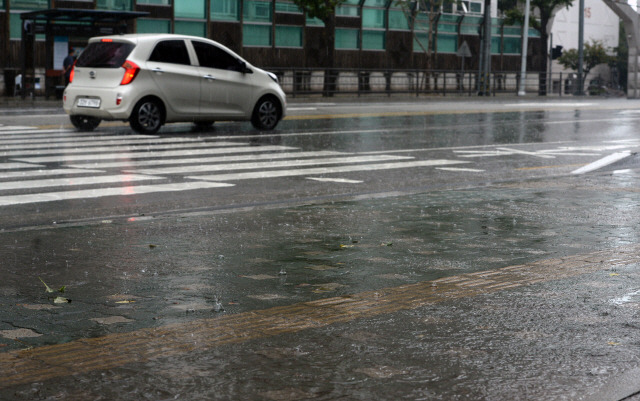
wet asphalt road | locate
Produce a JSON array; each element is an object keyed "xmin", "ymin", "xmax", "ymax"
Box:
[{"xmin": 3, "ymin": 97, "xmax": 640, "ymax": 399}]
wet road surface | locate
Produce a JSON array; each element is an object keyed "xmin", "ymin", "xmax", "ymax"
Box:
[{"xmin": 3, "ymin": 98, "xmax": 640, "ymax": 399}]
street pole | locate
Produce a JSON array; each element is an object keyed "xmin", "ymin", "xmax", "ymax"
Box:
[
  {"xmin": 480, "ymin": 0, "xmax": 492, "ymax": 95},
  {"xmin": 517, "ymin": 0, "xmax": 531, "ymax": 96},
  {"xmin": 578, "ymin": 0, "xmax": 585, "ymax": 95}
]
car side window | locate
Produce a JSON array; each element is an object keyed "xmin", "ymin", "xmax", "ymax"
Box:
[
  {"xmin": 192, "ymin": 41, "xmax": 242, "ymax": 72},
  {"xmin": 148, "ymin": 40, "xmax": 191, "ymax": 65}
]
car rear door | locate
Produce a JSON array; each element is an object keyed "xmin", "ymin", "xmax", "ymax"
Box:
[
  {"xmin": 191, "ymin": 40, "xmax": 255, "ymax": 118},
  {"xmin": 145, "ymin": 39, "xmax": 201, "ymax": 116}
]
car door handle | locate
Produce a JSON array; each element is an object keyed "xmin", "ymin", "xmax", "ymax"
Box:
[
  {"xmin": 152, "ymin": 68, "xmax": 164, "ymax": 73},
  {"xmin": 203, "ymin": 75, "xmax": 216, "ymax": 81}
]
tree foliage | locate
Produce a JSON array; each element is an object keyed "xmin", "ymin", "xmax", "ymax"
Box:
[{"xmin": 557, "ymin": 40, "xmax": 613, "ymax": 75}]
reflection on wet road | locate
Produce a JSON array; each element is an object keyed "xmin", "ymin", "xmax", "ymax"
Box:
[{"xmin": 4, "ymin": 100, "xmax": 640, "ymax": 399}]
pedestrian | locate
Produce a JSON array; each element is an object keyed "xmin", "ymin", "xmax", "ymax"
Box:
[{"xmin": 63, "ymin": 48, "xmax": 76, "ymax": 86}]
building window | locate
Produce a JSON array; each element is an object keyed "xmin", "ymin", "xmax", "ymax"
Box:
[
  {"xmin": 306, "ymin": 16, "xmax": 324, "ymax": 27},
  {"xmin": 137, "ymin": 18, "xmax": 171, "ymax": 33},
  {"xmin": 388, "ymin": 9, "xmax": 409, "ymax": 31},
  {"xmin": 503, "ymin": 36, "xmax": 521, "ymax": 54},
  {"xmin": 460, "ymin": 16, "xmax": 482, "ymax": 35},
  {"xmin": 212, "ymin": 0, "xmax": 240, "ymax": 21},
  {"xmin": 137, "ymin": 0, "xmax": 170, "ymax": 5},
  {"xmin": 9, "ymin": 12, "xmax": 22, "ymax": 40},
  {"xmin": 96, "ymin": 0, "xmax": 132, "ymax": 10},
  {"xmin": 336, "ymin": 0, "xmax": 360, "ymax": 17},
  {"xmin": 362, "ymin": 30, "xmax": 385, "ymax": 50},
  {"xmin": 275, "ymin": 25, "xmax": 302, "ymax": 47},
  {"xmin": 335, "ymin": 28, "xmax": 358, "ymax": 49},
  {"xmin": 413, "ymin": 32, "xmax": 429, "ymax": 53},
  {"xmin": 175, "ymin": 0, "xmax": 205, "ymax": 19},
  {"xmin": 362, "ymin": 8, "xmax": 385, "ymax": 29},
  {"xmin": 174, "ymin": 20, "xmax": 206, "ymax": 36},
  {"xmin": 11, "ymin": 0, "xmax": 49, "ymax": 9},
  {"xmin": 436, "ymin": 33, "xmax": 457, "ymax": 53},
  {"xmin": 275, "ymin": 1, "xmax": 302, "ymax": 14},
  {"xmin": 243, "ymin": 0, "xmax": 273, "ymax": 22},
  {"xmin": 243, "ymin": 24, "xmax": 272, "ymax": 46}
]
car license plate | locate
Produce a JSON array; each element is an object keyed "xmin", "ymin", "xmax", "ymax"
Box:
[{"xmin": 77, "ymin": 98, "xmax": 101, "ymax": 108}]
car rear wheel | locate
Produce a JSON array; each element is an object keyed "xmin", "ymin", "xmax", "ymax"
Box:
[
  {"xmin": 70, "ymin": 115, "xmax": 101, "ymax": 131},
  {"xmin": 130, "ymin": 98, "xmax": 164, "ymax": 135},
  {"xmin": 251, "ymin": 96, "xmax": 281, "ymax": 131}
]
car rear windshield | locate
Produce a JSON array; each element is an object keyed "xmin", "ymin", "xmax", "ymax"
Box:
[{"xmin": 75, "ymin": 42, "xmax": 135, "ymax": 68}]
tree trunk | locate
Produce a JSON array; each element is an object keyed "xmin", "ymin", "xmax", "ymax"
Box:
[{"xmin": 322, "ymin": 14, "xmax": 336, "ymax": 97}]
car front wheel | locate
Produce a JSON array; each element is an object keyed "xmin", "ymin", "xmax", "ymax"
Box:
[
  {"xmin": 130, "ymin": 98, "xmax": 164, "ymax": 135},
  {"xmin": 70, "ymin": 115, "xmax": 101, "ymax": 131},
  {"xmin": 251, "ymin": 97, "xmax": 281, "ymax": 131}
]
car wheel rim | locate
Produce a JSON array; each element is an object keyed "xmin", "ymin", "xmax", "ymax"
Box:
[
  {"xmin": 258, "ymin": 101, "xmax": 277, "ymax": 128},
  {"xmin": 139, "ymin": 102, "xmax": 160, "ymax": 129}
]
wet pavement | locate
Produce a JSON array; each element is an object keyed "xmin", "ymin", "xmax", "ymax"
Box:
[{"xmin": 2, "ymin": 97, "xmax": 640, "ymax": 399}]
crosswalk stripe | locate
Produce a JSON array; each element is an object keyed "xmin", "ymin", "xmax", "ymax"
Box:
[
  {"xmin": 189, "ymin": 159, "xmax": 470, "ymax": 181},
  {"xmin": 67, "ymin": 151, "xmax": 347, "ymax": 169},
  {"xmin": 126, "ymin": 155, "xmax": 414, "ymax": 175},
  {"xmin": 12, "ymin": 145, "xmax": 298, "ymax": 163},
  {"xmin": 0, "ymin": 174, "xmax": 163, "ymax": 191},
  {"xmin": 0, "ymin": 162, "xmax": 44, "ymax": 170},
  {"xmin": 1, "ymin": 141, "xmax": 246, "ymax": 157},
  {"xmin": 0, "ymin": 136, "xmax": 199, "ymax": 148},
  {"xmin": 0, "ymin": 182, "xmax": 233, "ymax": 206},
  {"xmin": 0, "ymin": 168, "xmax": 103, "ymax": 180}
]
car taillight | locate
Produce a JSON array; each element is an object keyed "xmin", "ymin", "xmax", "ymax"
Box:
[
  {"xmin": 69, "ymin": 66, "xmax": 75, "ymax": 83},
  {"xmin": 120, "ymin": 60, "xmax": 140, "ymax": 85}
]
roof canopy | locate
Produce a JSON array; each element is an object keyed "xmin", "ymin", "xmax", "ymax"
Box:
[{"xmin": 20, "ymin": 8, "xmax": 148, "ymax": 24}]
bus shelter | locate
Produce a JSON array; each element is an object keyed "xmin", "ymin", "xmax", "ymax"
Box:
[{"xmin": 18, "ymin": 8, "xmax": 147, "ymax": 98}]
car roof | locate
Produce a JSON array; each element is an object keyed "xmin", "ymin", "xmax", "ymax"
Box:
[{"xmin": 88, "ymin": 33, "xmax": 217, "ymax": 45}]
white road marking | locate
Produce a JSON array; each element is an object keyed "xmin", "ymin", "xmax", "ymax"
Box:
[
  {"xmin": 0, "ymin": 168, "xmax": 103, "ymax": 180},
  {"xmin": 12, "ymin": 145, "xmax": 297, "ymax": 163},
  {"xmin": 436, "ymin": 167, "xmax": 485, "ymax": 172},
  {"xmin": 68, "ymin": 151, "xmax": 347, "ymax": 169},
  {"xmin": 1, "ymin": 141, "xmax": 246, "ymax": 157},
  {"xmin": 0, "ymin": 182, "xmax": 233, "ymax": 206},
  {"xmin": 307, "ymin": 177, "xmax": 363, "ymax": 184},
  {"xmin": 503, "ymin": 103, "xmax": 596, "ymax": 107},
  {"xmin": 571, "ymin": 151, "xmax": 632, "ymax": 175},
  {"xmin": 0, "ymin": 162, "xmax": 45, "ymax": 170},
  {"xmin": 189, "ymin": 159, "xmax": 469, "ymax": 182},
  {"xmin": 496, "ymin": 147, "xmax": 556, "ymax": 159},
  {"xmin": 0, "ymin": 174, "xmax": 163, "ymax": 191},
  {"xmin": 0, "ymin": 136, "xmax": 199, "ymax": 148},
  {"xmin": 126, "ymin": 155, "xmax": 413, "ymax": 175}
]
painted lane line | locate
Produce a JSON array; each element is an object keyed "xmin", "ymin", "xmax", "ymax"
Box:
[
  {"xmin": 1, "ymin": 141, "xmax": 248, "ymax": 157},
  {"xmin": 496, "ymin": 147, "xmax": 556, "ymax": 159},
  {"xmin": 126, "ymin": 155, "xmax": 413, "ymax": 175},
  {"xmin": 435, "ymin": 167, "xmax": 485, "ymax": 172},
  {"xmin": 68, "ymin": 151, "xmax": 347, "ymax": 169},
  {"xmin": 188, "ymin": 159, "xmax": 469, "ymax": 182},
  {"xmin": 0, "ymin": 174, "xmax": 163, "ymax": 192},
  {"xmin": 571, "ymin": 151, "xmax": 632, "ymax": 175},
  {"xmin": 0, "ymin": 168, "xmax": 104, "ymax": 180},
  {"xmin": 12, "ymin": 145, "xmax": 298, "ymax": 163},
  {"xmin": 0, "ymin": 126, "xmax": 36, "ymax": 131},
  {"xmin": 306, "ymin": 177, "xmax": 363, "ymax": 184},
  {"xmin": 503, "ymin": 102, "xmax": 596, "ymax": 107},
  {"xmin": 0, "ymin": 181, "xmax": 233, "ymax": 207}
]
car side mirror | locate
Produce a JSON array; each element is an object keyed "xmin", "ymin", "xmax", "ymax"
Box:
[{"xmin": 239, "ymin": 61, "xmax": 252, "ymax": 74}]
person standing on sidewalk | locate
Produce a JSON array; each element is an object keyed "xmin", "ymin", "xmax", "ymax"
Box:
[{"xmin": 63, "ymin": 48, "xmax": 76, "ymax": 86}]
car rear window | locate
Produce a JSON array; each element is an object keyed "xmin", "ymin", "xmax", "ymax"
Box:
[{"xmin": 75, "ymin": 42, "xmax": 135, "ymax": 68}]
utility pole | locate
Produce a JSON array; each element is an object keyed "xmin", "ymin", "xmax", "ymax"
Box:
[
  {"xmin": 517, "ymin": 0, "xmax": 531, "ymax": 96},
  {"xmin": 478, "ymin": 0, "xmax": 492, "ymax": 95},
  {"xmin": 577, "ymin": 0, "xmax": 585, "ymax": 95}
]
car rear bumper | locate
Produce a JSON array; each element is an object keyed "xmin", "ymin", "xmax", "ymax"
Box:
[{"xmin": 63, "ymin": 86, "xmax": 135, "ymax": 120}]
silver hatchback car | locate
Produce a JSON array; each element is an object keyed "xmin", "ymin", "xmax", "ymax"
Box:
[{"xmin": 63, "ymin": 34, "xmax": 286, "ymax": 134}]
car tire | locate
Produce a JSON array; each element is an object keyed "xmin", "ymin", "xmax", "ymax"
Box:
[
  {"xmin": 70, "ymin": 115, "xmax": 101, "ymax": 131},
  {"xmin": 130, "ymin": 98, "xmax": 164, "ymax": 135},
  {"xmin": 251, "ymin": 96, "xmax": 281, "ymax": 131}
]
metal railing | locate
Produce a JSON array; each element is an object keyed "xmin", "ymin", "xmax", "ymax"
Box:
[{"xmin": 268, "ymin": 68, "xmax": 624, "ymax": 98}]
